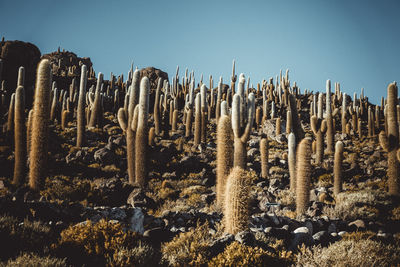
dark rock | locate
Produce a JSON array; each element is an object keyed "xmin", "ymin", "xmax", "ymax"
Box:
[
  {"xmin": 1, "ymin": 40, "xmax": 41, "ymax": 106},
  {"xmin": 348, "ymin": 219, "xmax": 366, "ymax": 231},
  {"xmin": 144, "ymin": 227, "xmax": 174, "ymax": 244},
  {"xmin": 127, "ymin": 187, "xmax": 156, "ymax": 210},
  {"xmin": 289, "ymin": 231, "xmax": 314, "ymax": 251},
  {"xmin": 312, "ymin": 231, "xmax": 331, "ymax": 246},
  {"xmin": 235, "ymin": 231, "xmax": 255, "ymax": 246},
  {"xmin": 94, "ymin": 147, "xmax": 114, "ymax": 164},
  {"xmin": 91, "ymin": 177, "xmax": 133, "ymax": 206}
]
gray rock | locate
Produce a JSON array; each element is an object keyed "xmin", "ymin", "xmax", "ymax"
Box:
[
  {"xmin": 312, "ymin": 231, "xmax": 330, "ymax": 245},
  {"xmin": 129, "ymin": 208, "xmax": 144, "ymax": 234},
  {"xmin": 293, "ymin": 226, "xmax": 309, "ymax": 234},
  {"xmin": 289, "ymin": 232, "xmax": 314, "ymax": 251},
  {"xmin": 94, "ymin": 147, "xmax": 114, "ymax": 164}
]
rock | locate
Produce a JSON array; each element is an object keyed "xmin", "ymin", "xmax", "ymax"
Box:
[
  {"xmin": 1, "ymin": 40, "xmax": 41, "ymax": 104},
  {"xmin": 201, "ymin": 192, "xmax": 216, "ymax": 205},
  {"xmin": 265, "ymin": 227, "xmax": 290, "ymax": 240},
  {"xmin": 312, "ymin": 231, "xmax": 330, "ymax": 246},
  {"xmin": 266, "ymin": 212, "xmax": 281, "ymax": 226},
  {"xmin": 109, "ymin": 207, "xmax": 127, "ymax": 221},
  {"xmin": 235, "ymin": 231, "xmax": 255, "ymax": 246},
  {"xmin": 247, "ymin": 148, "xmax": 259, "ymax": 160},
  {"xmin": 348, "ymin": 219, "xmax": 365, "ymax": 230},
  {"xmin": 293, "ymin": 226, "xmax": 309, "ymax": 234},
  {"xmin": 129, "ymin": 208, "xmax": 145, "ymax": 234},
  {"xmin": 92, "ymin": 177, "xmax": 133, "ymax": 206},
  {"xmin": 328, "ymin": 222, "xmax": 337, "ymax": 234},
  {"xmin": 144, "ymin": 227, "xmax": 174, "ymax": 244},
  {"xmin": 248, "ymin": 139, "xmax": 259, "ymax": 148},
  {"xmin": 289, "ymin": 231, "xmax": 314, "ymax": 251},
  {"xmin": 127, "ymin": 187, "xmax": 156, "ymax": 210},
  {"xmin": 94, "ymin": 147, "xmax": 114, "ymax": 164}
]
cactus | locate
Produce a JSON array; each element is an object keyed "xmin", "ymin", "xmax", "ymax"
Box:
[
  {"xmin": 325, "ymin": 80, "xmax": 334, "ymax": 153},
  {"xmin": 194, "ymin": 92, "xmax": 201, "ymax": 146},
  {"xmin": 118, "ymin": 70, "xmax": 140, "ymax": 184},
  {"xmin": 379, "ymin": 82, "xmax": 400, "ymax": 195},
  {"xmin": 232, "ymin": 92, "xmax": 255, "ymax": 169},
  {"xmin": 276, "ymin": 117, "xmax": 281, "ymax": 135},
  {"xmin": 224, "ymin": 166, "xmax": 250, "ymax": 235},
  {"xmin": 296, "ymin": 138, "xmax": 312, "ymax": 216},
  {"xmin": 286, "ymin": 110, "xmax": 292, "ymax": 134},
  {"xmin": 13, "ymin": 85, "xmax": 26, "ymax": 185},
  {"xmin": 310, "ymin": 115, "xmax": 327, "ymax": 164},
  {"xmin": 260, "ymin": 138, "xmax": 269, "ymax": 179},
  {"xmin": 7, "ymin": 93, "xmax": 15, "ymax": 138},
  {"xmin": 216, "ymin": 115, "xmax": 234, "ymax": 207},
  {"xmin": 148, "ymin": 127, "xmax": 155, "ymax": 146},
  {"xmin": 26, "ymin": 109, "xmax": 33, "ymax": 154},
  {"xmin": 135, "ymin": 77, "xmax": 150, "ymax": 187},
  {"xmin": 341, "ymin": 93, "xmax": 347, "ymax": 134},
  {"xmin": 88, "ymin": 72, "xmax": 103, "ymax": 128},
  {"xmin": 288, "ymin": 94, "xmax": 304, "ymax": 145},
  {"xmin": 172, "ymin": 109, "xmax": 178, "ymax": 132},
  {"xmin": 288, "ymin": 132, "xmax": 296, "ymax": 192},
  {"xmin": 154, "ymin": 78, "xmax": 162, "ymax": 135},
  {"xmin": 17, "ymin": 66, "xmax": 25, "ymax": 87},
  {"xmin": 76, "ymin": 65, "xmax": 87, "ymax": 147},
  {"xmin": 200, "ymin": 84, "xmax": 208, "ymax": 143},
  {"xmin": 334, "ymin": 141, "xmax": 344, "ymax": 195},
  {"xmin": 29, "ymin": 59, "xmax": 52, "ymax": 191}
]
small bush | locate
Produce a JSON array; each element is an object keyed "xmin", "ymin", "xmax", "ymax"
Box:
[
  {"xmin": 52, "ymin": 219, "xmax": 142, "ymax": 266},
  {"xmin": 161, "ymin": 223, "xmax": 212, "ymax": 266},
  {"xmin": 296, "ymin": 238, "xmax": 400, "ymax": 266},
  {"xmin": 0, "ymin": 253, "xmax": 67, "ymax": 267},
  {"xmin": 111, "ymin": 242, "xmax": 159, "ymax": 267},
  {"xmin": 209, "ymin": 241, "xmax": 293, "ymax": 267}
]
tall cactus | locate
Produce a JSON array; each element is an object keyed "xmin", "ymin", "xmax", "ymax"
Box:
[
  {"xmin": 231, "ymin": 92, "xmax": 255, "ymax": 169},
  {"xmin": 194, "ymin": 92, "xmax": 201, "ymax": 146},
  {"xmin": 311, "ymin": 115, "xmax": 327, "ymax": 164},
  {"xmin": 135, "ymin": 77, "xmax": 150, "ymax": 187},
  {"xmin": 88, "ymin": 72, "xmax": 103, "ymax": 128},
  {"xmin": 326, "ymin": 80, "xmax": 334, "ymax": 153},
  {"xmin": 288, "ymin": 132, "xmax": 296, "ymax": 192},
  {"xmin": 260, "ymin": 138, "xmax": 269, "ymax": 179},
  {"xmin": 29, "ymin": 59, "xmax": 52, "ymax": 191},
  {"xmin": 334, "ymin": 141, "xmax": 344, "ymax": 195},
  {"xmin": 288, "ymin": 94, "xmax": 304, "ymax": 145},
  {"xmin": 224, "ymin": 166, "xmax": 250, "ymax": 235},
  {"xmin": 216, "ymin": 115, "xmax": 233, "ymax": 207},
  {"xmin": 76, "ymin": 65, "xmax": 87, "ymax": 147},
  {"xmin": 296, "ymin": 138, "xmax": 312, "ymax": 216},
  {"xmin": 118, "ymin": 70, "xmax": 140, "ymax": 185},
  {"xmin": 13, "ymin": 85, "xmax": 26, "ymax": 185},
  {"xmin": 379, "ymin": 82, "xmax": 400, "ymax": 195}
]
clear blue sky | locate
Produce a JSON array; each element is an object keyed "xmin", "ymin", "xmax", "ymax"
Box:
[{"xmin": 1, "ymin": 0, "xmax": 399, "ymax": 104}]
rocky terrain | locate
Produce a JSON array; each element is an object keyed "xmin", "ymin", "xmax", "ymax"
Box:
[{"xmin": 0, "ymin": 39, "xmax": 399, "ymax": 266}]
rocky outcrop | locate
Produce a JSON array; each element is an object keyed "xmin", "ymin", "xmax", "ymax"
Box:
[{"xmin": 0, "ymin": 40, "xmax": 41, "ymax": 105}]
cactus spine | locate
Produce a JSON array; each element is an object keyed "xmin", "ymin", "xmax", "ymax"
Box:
[
  {"xmin": 379, "ymin": 83, "xmax": 400, "ymax": 195},
  {"xmin": 13, "ymin": 86, "xmax": 26, "ymax": 185},
  {"xmin": 296, "ymin": 138, "xmax": 312, "ymax": 216},
  {"xmin": 224, "ymin": 166, "xmax": 250, "ymax": 234},
  {"xmin": 260, "ymin": 138, "xmax": 269, "ymax": 178},
  {"xmin": 29, "ymin": 59, "xmax": 52, "ymax": 191},
  {"xmin": 288, "ymin": 132, "xmax": 296, "ymax": 192},
  {"xmin": 216, "ymin": 115, "xmax": 233, "ymax": 207},
  {"xmin": 334, "ymin": 141, "xmax": 344, "ymax": 195},
  {"xmin": 135, "ymin": 77, "xmax": 149, "ymax": 187},
  {"xmin": 76, "ymin": 65, "xmax": 87, "ymax": 147}
]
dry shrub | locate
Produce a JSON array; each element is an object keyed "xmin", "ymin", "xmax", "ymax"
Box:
[
  {"xmin": 323, "ymin": 190, "xmax": 390, "ymax": 220},
  {"xmin": 52, "ymin": 219, "xmax": 143, "ymax": 266},
  {"xmin": 209, "ymin": 241, "xmax": 294, "ymax": 267},
  {"xmin": 296, "ymin": 238, "xmax": 400, "ymax": 266},
  {"xmin": 111, "ymin": 242, "xmax": 159, "ymax": 267},
  {"xmin": 0, "ymin": 253, "xmax": 67, "ymax": 267},
  {"xmin": 161, "ymin": 223, "xmax": 212, "ymax": 266}
]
